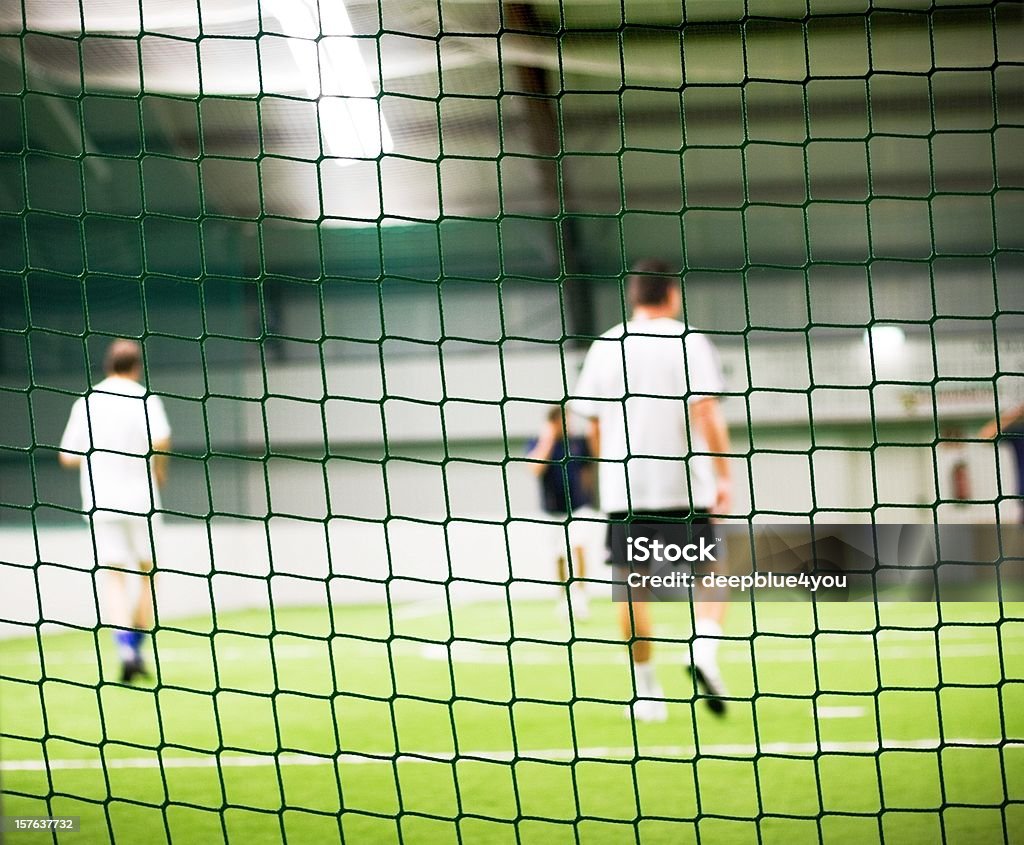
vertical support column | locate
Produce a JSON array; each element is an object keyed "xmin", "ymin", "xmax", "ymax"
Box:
[{"xmin": 503, "ymin": 2, "xmax": 595, "ymax": 343}]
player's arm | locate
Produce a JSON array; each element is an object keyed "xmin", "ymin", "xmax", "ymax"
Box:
[
  {"xmin": 570, "ymin": 342, "xmax": 603, "ymax": 468},
  {"xmin": 146, "ymin": 394, "xmax": 173, "ymax": 488},
  {"xmin": 526, "ymin": 419, "xmax": 560, "ymax": 477},
  {"xmin": 690, "ymin": 397, "xmax": 731, "ymax": 515},
  {"xmin": 151, "ymin": 437, "xmax": 171, "ymax": 488},
  {"xmin": 978, "ymin": 403, "xmax": 1024, "ymax": 439},
  {"xmin": 58, "ymin": 399, "xmax": 86, "ymax": 469},
  {"xmin": 581, "ymin": 417, "xmax": 601, "ymax": 502},
  {"xmin": 586, "ymin": 417, "xmax": 600, "ymax": 460}
]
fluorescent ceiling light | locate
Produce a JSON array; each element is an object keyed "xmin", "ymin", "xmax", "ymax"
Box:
[
  {"xmin": 265, "ymin": 0, "xmax": 392, "ymax": 161},
  {"xmin": 862, "ymin": 325, "xmax": 906, "ymax": 352}
]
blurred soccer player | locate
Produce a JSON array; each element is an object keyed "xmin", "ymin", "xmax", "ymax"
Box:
[
  {"xmin": 572, "ymin": 260, "xmax": 732, "ymax": 722},
  {"xmin": 526, "ymin": 405, "xmax": 595, "ymax": 620},
  {"xmin": 979, "ymin": 402, "xmax": 1024, "ymax": 522},
  {"xmin": 59, "ymin": 339, "xmax": 171, "ymax": 683}
]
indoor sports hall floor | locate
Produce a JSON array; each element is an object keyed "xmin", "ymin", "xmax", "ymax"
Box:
[{"xmin": 2, "ymin": 598, "xmax": 1021, "ymax": 844}]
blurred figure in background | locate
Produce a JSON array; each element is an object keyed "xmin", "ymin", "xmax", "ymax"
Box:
[
  {"xmin": 527, "ymin": 405, "xmax": 595, "ymax": 620},
  {"xmin": 59, "ymin": 339, "xmax": 171, "ymax": 682},
  {"xmin": 572, "ymin": 260, "xmax": 733, "ymax": 723},
  {"xmin": 979, "ymin": 401, "xmax": 1024, "ymax": 522}
]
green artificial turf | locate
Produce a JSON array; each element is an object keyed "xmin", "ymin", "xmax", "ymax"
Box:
[{"xmin": 2, "ymin": 599, "xmax": 1022, "ymax": 844}]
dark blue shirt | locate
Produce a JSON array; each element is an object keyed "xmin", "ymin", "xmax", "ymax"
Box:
[
  {"xmin": 527, "ymin": 436, "xmax": 593, "ymax": 515},
  {"xmin": 1005, "ymin": 418, "xmax": 1024, "ymax": 496}
]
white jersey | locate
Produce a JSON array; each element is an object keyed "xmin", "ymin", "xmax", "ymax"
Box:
[
  {"xmin": 571, "ymin": 317, "xmax": 724, "ymax": 514},
  {"xmin": 59, "ymin": 376, "xmax": 171, "ymax": 520}
]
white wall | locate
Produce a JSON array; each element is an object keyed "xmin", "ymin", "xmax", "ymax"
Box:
[
  {"xmin": 0, "ymin": 515, "xmax": 610, "ymax": 639},
  {"xmin": 156, "ymin": 330, "xmax": 1024, "ymax": 447},
  {"xmin": 3, "ymin": 332, "xmax": 1021, "ymax": 637}
]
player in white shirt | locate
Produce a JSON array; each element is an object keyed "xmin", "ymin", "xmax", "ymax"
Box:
[
  {"xmin": 572, "ymin": 260, "xmax": 733, "ymax": 722},
  {"xmin": 59, "ymin": 339, "xmax": 171, "ymax": 683}
]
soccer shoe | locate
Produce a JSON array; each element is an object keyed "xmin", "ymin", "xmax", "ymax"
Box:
[
  {"xmin": 624, "ymin": 697, "xmax": 668, "ymax": 723},
  {"xmin": 684, "ymin": 660, "xmax": 728, "ymax": 716},
  {"xmin": 120, "ymin": 657, "xmax": 150, "ymax": 684}
]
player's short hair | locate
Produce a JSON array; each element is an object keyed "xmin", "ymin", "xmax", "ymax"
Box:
[
  {"xmin": 627, "ymin": 259, "xmax": 678, "ymax": 307},
  {"xmin": 547, "ymin": 405, "xmax": 564, "ymax": 423},
  {"xmin": 105, "ymin": 339, "xmax": 143, "ymax": 376}
]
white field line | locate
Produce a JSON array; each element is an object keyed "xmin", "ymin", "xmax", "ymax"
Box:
[
  {"xmin": 415, "ymin": 641, "xmax": 1021, "ymax": 666},
  {"xmin": 2, "ymin": 638, "xmax": 1020, "ymax": 668},
  {"xmin": 390, "ymin": 600, "xmax": 454, "ymax": 620},
  {"xmin": 3, "ymin": 738, "xmax": 1020, "ymax": 773},
  {"xmin": 815, "ymin": 706, "xmax": 865, "ymax": 719}
]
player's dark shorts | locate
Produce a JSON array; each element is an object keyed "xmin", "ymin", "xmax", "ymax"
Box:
[
  {"xmin": 606, "ymin": 509, "xmax": 714, "ymax": 568},
  {"xmin": 607, "ymin": 509, "xmax": 716, "ymax": 601}
]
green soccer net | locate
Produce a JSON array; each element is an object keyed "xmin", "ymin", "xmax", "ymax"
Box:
[{"xmin": 1, "ymin": 1, "xmax": 1023, "ymax": 843}]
